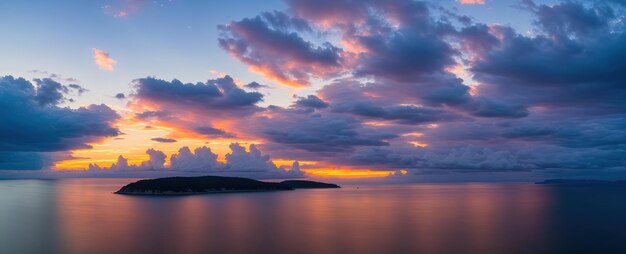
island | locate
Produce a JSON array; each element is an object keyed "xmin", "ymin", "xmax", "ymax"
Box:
[
  {"xmin": 115, "ymin": 175, "xmax": 340, "ymax": 195},
  {"xmin": 280, "ymin": 180, "xmax": 340, "ymax": 189},
  {"xmin": 535, "ymin": 179, "xmax": 626, "ymax": 185}
]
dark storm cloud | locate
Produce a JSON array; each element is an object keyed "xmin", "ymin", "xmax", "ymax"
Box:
[
  {"xmin": 471, "ymin": 1, "xmax": 626, "ymax": 115},
  {"xmin": 0, "ymin": 152, "xmax": 55, "ymax": 170},
  {"xmin": 0, "ymin": 76, "xmax": 120, "ymax": 169}
]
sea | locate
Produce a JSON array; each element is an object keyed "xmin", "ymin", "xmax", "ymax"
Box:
[{"xmin": 2, "ymin": 178, "xmax": 626, "ymax": 254}]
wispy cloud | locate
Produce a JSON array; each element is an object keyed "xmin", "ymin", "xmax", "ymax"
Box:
[
  {"xmin": 92, "ymin": 48, "xmax": 117, "ymax": 71},
  {"xmin": 458, "ymin": 0, "xmax": 485, "ymax": 4}
]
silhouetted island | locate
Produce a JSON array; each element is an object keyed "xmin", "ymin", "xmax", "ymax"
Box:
[
  {"xmin": 536, "ymin": 179, "xmax": 626, "ymax": 185},
  {"xmin": 115, "ymin": 175, "xmax": 340, "ymax": 195},
  {"xmin": 280, "ymin": 180, "xmax": 340, "ymax": 189}
]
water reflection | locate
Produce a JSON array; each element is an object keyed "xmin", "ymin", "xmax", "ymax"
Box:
[{"xmin": 2, "ymin": 179, "xmax": 626, "ymax": 253}]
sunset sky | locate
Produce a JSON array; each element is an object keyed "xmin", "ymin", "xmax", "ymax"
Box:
[{"xmin": 1, "ymin": 0, "xmax": 624, "ymax": 180}]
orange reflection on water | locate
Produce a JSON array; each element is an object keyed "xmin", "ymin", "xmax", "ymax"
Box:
[{"xmin": 50, "ymin": 180, "xmax": 553, "ymax": 254}]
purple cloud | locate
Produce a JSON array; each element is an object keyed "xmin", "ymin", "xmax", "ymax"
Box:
[{"xmin": 0, "ymin": 76, "xmax": 120, "ymax": 170}]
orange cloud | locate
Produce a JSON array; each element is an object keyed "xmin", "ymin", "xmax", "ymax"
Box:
[
  {"xmin": 458, "ymin": 0, "xmax": 485, "ymax": 4},
  {"xmin": 92, "ymin": 48, "xmax": 117, "ymax": 71}
]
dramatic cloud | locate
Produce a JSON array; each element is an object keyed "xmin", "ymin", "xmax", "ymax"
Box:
[
  {"xmin": 249, "ymin": 107, "xmax": 397, "ymax": 153},
  {"xmin": 211, "ymin": 0, "xmax": 626, "ymax": 175},
  {"xmin": 0, "ymin": 76, "xmax": 120, "ymax": 170},
  {"xmin": 170, "ymin": 146, "xmax": 223, "ymax": 171},
  {"xmin": 78, "ymin": 0, "xmax": 626, "ymax": 177},
  {"xmin": 89, "ymin": 143, "xmax": 305, "ymax": 178},
  {"xmin": 219, "ymin": 11, "xmax": 343, "ymax": 87},
  {"xmin": 471, "ymin": 1, "xmax": 626, "ymax": 115},
  {"xmin": 132, "ymin": 76, "xmax": 263, "ymax": 115},
  {"xmin": 32, "ymin": 78, "xmax": 69, "ymax": 106},
  {"xmin": 92, "ymin": 48, "xmax": 117, "ymax": 71},
  {"xmin": 141, "ymin": 148, "xmax": 166, "ymax": 169},
  {"xmin": 0, "ymin": 152, "xmax": 56, "ymax": 171},
  {"xmin": 128, "ymin": 76, "xmax": 264, "ymax": 139}
]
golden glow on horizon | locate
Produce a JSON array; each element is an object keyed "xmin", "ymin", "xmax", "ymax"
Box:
[
  {"xmin": 305, "ymin": 168, "xmax": 393, "ymax": 178},
  {"xmin": 52, "ymin": 112, "xmax": 261, "ymax": 170},
  {"xmin": 52, "ymin": 106, "xmax": 397, "ymax": 179}
]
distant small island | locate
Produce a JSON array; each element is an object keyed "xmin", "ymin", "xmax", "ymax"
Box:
[
  {"xmin": 536, "ymin": 179, "xmax": 626, "ymax": 185},
  {"xmin": 115, "ymin": 175, "xmax": 340, "ymax": 195}
]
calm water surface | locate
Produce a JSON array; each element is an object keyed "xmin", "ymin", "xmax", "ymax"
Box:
[{"xmin": 2, "ymin": 179, "xmax": 626, "ymax": 254}]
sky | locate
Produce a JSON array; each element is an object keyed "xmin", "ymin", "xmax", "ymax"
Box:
[{"xmin": 0, "ymin": 0, "xmax": 624, "ymax": 181}]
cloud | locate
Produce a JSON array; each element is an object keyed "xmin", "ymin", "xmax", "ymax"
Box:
[
  {"xmin": 92, "ymin": 48, "xmax": 117, "ymax": 71},
  {"xmin": 68, "ymin": 84, "xmax": 88, "ymax": 95},
  {"xmin": 194, "ymin": 126, "xmax": 235, "ymax": 138},
  {"xmin": 294, "ymin": 95, "xmax": 328, "ymax": 109},
  {"xmin": 102, "ymin": 0, "xmax": 144, "ymax": 17},
  {"xmin": 249, "ymin": 107, "xmax": 397, "ymax": 153},
  {"xmin": 0, "ymin": 76, "xmax": 120, "ymax": 170},
  {"xmin": 219, "ymin": 11, "xmax": 343, "ymax": 87},
  {"xmin": 132, "ymin": 75, "xmax": 263, "ymax": 114},
  {"xmin": 470, "ymin": 1, "xmax": 626, "ymax": 116},
  {"xmin": 458, "ymin": 0, "xmax": 485, "ymax": 4},
  {"xmin": 225, "ymin": 143, "xmax": 280, "ymax": 171},
  {"xmin": 95, "ymin": 0, "xmax": 626, "ymax": 178},
  {"xmin": 89, "ymin": 155, "xmax": 134, "ymax": 171},
  {"xmin": 150, "ymin": 137, "xmax": 177, "ymax": 143},
  {"xmin": 275, "ymin": 2, "xmax": 623, "ymax": 174},
  {"xmin": 128, "ymin": 76, "xmax": 263, "ymax": 140},
  {"xmin": 141, "ymin": 148, "xmax": 166, "ymax": 169},
  {"xmin": 170, "ymin": 146, "xmax": 224, "ymax": 171},
  {"xmin": 0, "ymin": 152, "xmax": 56, "ymax": 171},
  {"xmin": 88, "ymin": 143, "xmax": 305, "ymax": 178},
  {"xmin": 32, "ymin": 78, "xmax": 69, "ymax": 106},
  {"xmin": 244, "ymin": 81, "xmax": 269, "ymax": 90},
  {"xmin": 115, "ymin": 93, "xmax": 126, "ymax": 99}
]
